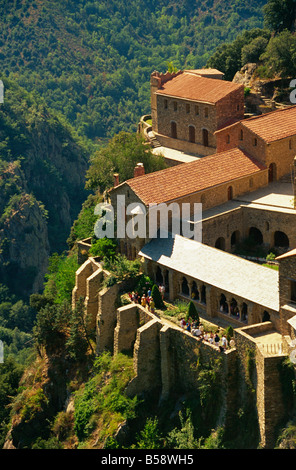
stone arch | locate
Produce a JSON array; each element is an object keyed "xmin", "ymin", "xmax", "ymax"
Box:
[
  {"xmin": 156, "ymin": 266, "xmax": 163, "ymax": 284},
  {"xmin": 181, "ymin": 276, "xmax": 189, "ymax": 296},
  {"xmin": 268, "ymin": 162, "xmax": 277, "ymax": 183},
  {"xmin": 171, "ymin": 121, "xmax": 177, "ymax": 139},
  {"xmin": 191, "ymin": 280, "xmax": 199, "ymax": 300},
  {"xmin": 201, "ymin": 285, "xmax": 206, "ymax": 304},
  {"xmin": 249, "ymin": 227, "xmax": 263, "ymax": 245},
  {"xmin": 219, "ymin": 293, "xmax": 228, "ymax": 313},
  {"xmin": 202, "ymin": 128, "xmax": 209, "ymax": 147},
  {"xmin": 262, "ymin": 310, "xmax": 270, "ymax": 322},
  {"xmin": 274, "ymin": 230, "xmax": 289, "ymax": 248},
  {"xmin": 230, "ymin": 298, "xmax": 239, "ymax": 317},
  {"xmin": 241, "ymin": 302, "xmax": 248, "ymax": 322},
  {"xmin": 231, "ymin": 230, "xmax": 240, "ymax": 247},
  {"xmin": 188, "ymin": 125, "xmax": 195, "ymax": 143},
  {"xmin": 215, "ymin": 237, "xmax": 225, "ymax": 251},
  {"xmin": 164, "ymin": 269, "xmax": 170, "ymax": 293}
]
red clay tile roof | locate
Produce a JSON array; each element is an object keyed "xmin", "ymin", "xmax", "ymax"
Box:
[
  {"xmin": 113, "ymin": 148, "xmax": 266, "ymax": 205},
  {"xmin": 241, "ymin": 106, "xmax": 296, "ymax": 143},
  {"xmin": 155, "ymin": 71, "xmax": 243, "ymax": 104}
]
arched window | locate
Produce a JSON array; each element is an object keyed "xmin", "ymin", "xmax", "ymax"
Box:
[
  {"xmin": 227, "ymin": 186, "xmax": 233, "ymax": 200},
  {"xmin": 191, "ymin": 281, "xmax": 199, "ymax": 300},
  {"xmin": 215, "ymin": 237, "xmax": 225, "ymax": 251},
  {"xmin": 171, "ymin": 121, "xmax": 177, "ymax": 139},
  {"xmin": 219, "ymin": 294, "xmax": 228, "ymax": 313},
  {"xmin": 202, "ymin": 128, "xmax": 209, "ymax": 147},
  {"xmin": 201, "ymin": 285, "xmax": 206, "ymax": 304},
  {"xmin": 181, "ymin": 277, "xmax": 189, "ymax": 296},
  {"xmin": 274, "ymin": 231, "xmax": 289, "ymax": 248},
  {"xmin": 262, "ymin": 311, "xmax": 270, "ymax": 322},
  {"xmin": 231, "ymin": 230, "xmax": 240, "ymax": 246},
  {"xmin": 249, "ymin": 227, "xmax": 263, "ymax": 245},
  {"xmin": 189, "ymin": 125, "xmax": 195, "ymax": 143}
]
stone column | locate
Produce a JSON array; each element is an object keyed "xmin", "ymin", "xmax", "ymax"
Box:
[{"xmin": 188, "ymin": 280, "xmax": 193, "ymax": 299}]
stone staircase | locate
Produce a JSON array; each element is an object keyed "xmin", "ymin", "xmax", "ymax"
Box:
[{"xmin": 147, "ymin": 130, "xmax": 162, "ymax": 148}]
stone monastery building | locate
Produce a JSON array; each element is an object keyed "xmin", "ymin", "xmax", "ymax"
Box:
[{"xmin": 108, "ymin": 68, "xmax": 296, "ymax": 340}]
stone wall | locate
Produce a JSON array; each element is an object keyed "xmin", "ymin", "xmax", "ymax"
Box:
[{"xmin": 234, "ymin": 324, "xmax": 287, "ymax": 448}]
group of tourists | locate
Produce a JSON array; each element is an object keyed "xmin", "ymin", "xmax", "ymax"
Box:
[
  {"xmin": 128, "ymin": 288, "xmax": 155, "ymax": 313},
  {"xmin": 180, "ymin": 318, "xmax": 235, "ymax": 351}
]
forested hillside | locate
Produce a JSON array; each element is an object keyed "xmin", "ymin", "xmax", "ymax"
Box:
[
  {"xmin": 0, "ymin": 77, "xmax": 91, "ymax": 302},
  {"xmin": 9, "ymin": 0, "xmax": 296, "ymax": 452},
  {"xmin": 0, "ymin": 0, "xmax": 267, "ymax": 141}
]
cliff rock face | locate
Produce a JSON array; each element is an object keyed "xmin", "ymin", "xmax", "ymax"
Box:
[
  {"xmin": 0, "ymin": 193, "xmax": 49, "ymax": 295},
  {"xmin": 0, "ymin": 79, "xmax": 90, "ymax": 296}
]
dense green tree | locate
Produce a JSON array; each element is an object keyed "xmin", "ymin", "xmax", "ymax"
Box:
[
  {"xmin": 206, "ymin": 28, "xmax": 271, "ymax": 80},
  {"xmin": 85, "ymin": 131, "xmax": 167, "ymax": 192},
  {"xmin": 260, "ymin": 29, "xmax": 296, "ymax": 77},
  {"xmin": 186, "ymin": 301, "xmax": 199, "ymax": 323},
  {"xmin": 241, "ymin": 35, "xmax": 269, "ymax": 64},
  {"xmin": 151, "ymin": 284, "xmax": 164, "ymax": 309},
  {"xmin": 263, "ymin": 0, "xmax": 296, "ymax": 33}
]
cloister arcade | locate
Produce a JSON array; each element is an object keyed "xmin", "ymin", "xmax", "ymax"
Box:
[
  {"xmin": 213, "ymin": 226, "xmax": 290, "ymax": 255},
  {"xmin": 149, "ymin": 263, "xmax": 276, "ymax": 327}
]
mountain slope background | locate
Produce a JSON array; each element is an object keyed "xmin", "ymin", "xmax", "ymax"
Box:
[{"xmin": 0, "ymin": 0, "xmax": 267, "ymax": 141}]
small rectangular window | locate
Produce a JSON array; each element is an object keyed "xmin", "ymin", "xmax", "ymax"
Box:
[
  {"xmin": 205, "ymin": 107, "xmax": 208, "ymax": 117},
  {"xmin": 164, "ymin": 99, "xmax": 168, "ymax": 109},
  {"xmin": 195, "ymin": 105, "xmax": 199, "ymax": 115},
  {"xmin": 186, "ymin": 103, "xmax": 190, "ymax": 114},
  {"xmin": 254, "ymin": 138, "xmax": 257, "ymax": 147}
]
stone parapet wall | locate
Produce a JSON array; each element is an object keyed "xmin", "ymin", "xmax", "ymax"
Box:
[
  {"xmin": 234, "ymin": 323, "xmax": 287, "ymax": 448},
  {"xmin": 126, "ymin": 318, "xmax": 163, "ymax": 396}
]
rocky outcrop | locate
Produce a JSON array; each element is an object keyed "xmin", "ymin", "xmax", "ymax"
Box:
[
  {"xmin": 233, "ymin": 63, "xmax": 292, "ymax": 115},
  {"xmin": 0, "ymin": 193, "xmax": 50, "ymax": 295}
]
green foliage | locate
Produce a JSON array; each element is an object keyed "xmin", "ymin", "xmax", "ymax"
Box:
[
  {"xmin": 241, "ymin": 35, "xmax": 269, "ymax": 64},
  {"xmin": 43, "ymin": 251, "xmax": 79, "ymax": 304},
  {"xmin": 0, "ymin": 357, "xmax": 24, "ymax": 447},
  {"xmin": 103, "ymin": 254, "xmax": 141, "ymax": 283},
  {"xmin": 186, "ymin": 301, "xmax": 199, "ymax": 323},
  {"xmin": 89, "ymin": 237, "xmax": 117, "ymax": 260},
  {"xmin": 0, "ymin": 0, "xmax": 266, "ymax": 141},
  {"xmin": 278, "ymin": 357, "xmax": 296, "ymax": 414},
  {"xmin": 266, "ymin": 252, "xmax": 276, "ymax": 261},
  {"xmin": 260, "ymin": 29, "xmax": 296, "ymax": 77},
  {"xmin": 74, "ymin": 352, "xmax": 137, "ymax": 443},
  {"xmin": 206, "ymin": 28, "xmax": 271, "ymax": 80},
  {"xmin": 225, "ymin": 325, "xmax": 234, "ymax": 342},
  {"xmin": 33, "ymin": 302, "xmax": 69, "ymax": 354},
  {"xmin": 134, "ymin": 417, "xmax": 163, "ymax": 449},
  {"xmin": 85, "ymin": 131, "xmax": 167, "ymax": 192},
  {"xmin": 151, "ymin": 284, "xmax": 164, "ymax": 309},
  {"xmin": 135, "ymin": 274, "xmax": 153, "ymax": 295},
  {"xmin": 67, "ymin": 193, "xmax": 103, "ymax": 248},
  {"xmin": 263, "ymin": 0, "xmax": 296, "ymax": 33},
  {"xmin": 66, "ymin": 298, "xmax": 94, "ymax": 360},
  {"xmin": 166, "ymin": 410, "xmax": 199, "ymax": 449}
]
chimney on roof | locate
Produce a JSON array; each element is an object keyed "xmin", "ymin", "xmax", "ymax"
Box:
[
  {"xmin": 134, "ymin": 163, "xmax": 145, "ymax": 178},
  {"xmin": 113, "ymin": 173, "xmax": 119, "ymax": 187}
]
